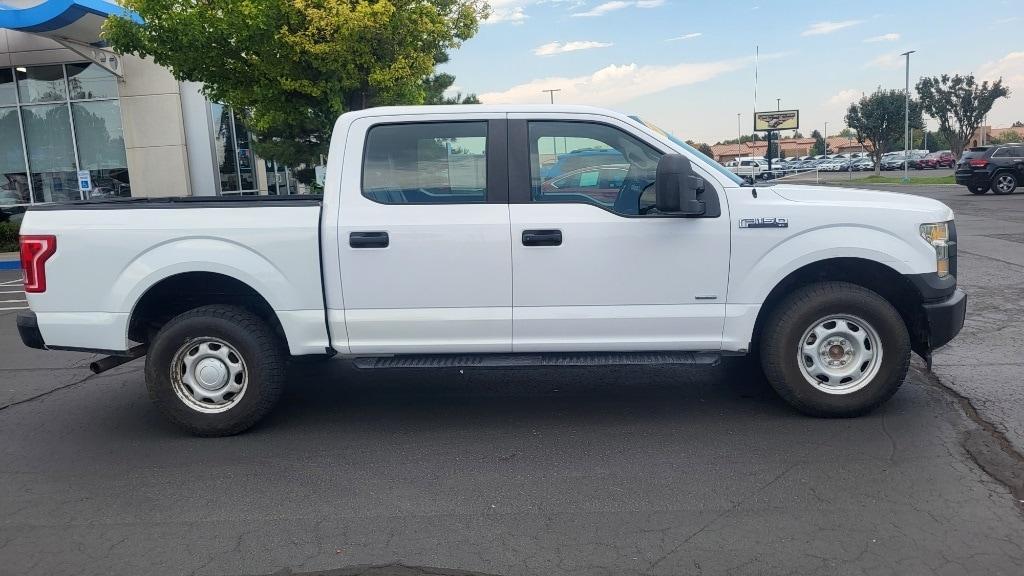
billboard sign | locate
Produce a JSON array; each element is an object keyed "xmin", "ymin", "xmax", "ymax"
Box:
[{"xmin": 754, "ymin": 110, "xmax": 799, "ymax": 132}]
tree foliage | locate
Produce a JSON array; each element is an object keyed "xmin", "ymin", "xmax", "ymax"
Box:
[
  {"xmin": 105, "ymin": 0, "xmax": 488, "ymax": 166},
  {"xmin": 991, "ymin": 130, "xmax": 1022, "ymax": 145},
  {"xmin": 915, "ymin": 74, "xmax": 1010, "ymax": 157},
  {"xmin": 845, "ymin": 88, "xmax": 923, "ymax": 173},
  {"xmin": 810, "ymin": 129, "xmax": 824, "ymax": 155}
]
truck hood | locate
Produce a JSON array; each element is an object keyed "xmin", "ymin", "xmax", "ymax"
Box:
[{"xmin": 769, "ymin": 184, "xmax": 954, "ymax": 220}]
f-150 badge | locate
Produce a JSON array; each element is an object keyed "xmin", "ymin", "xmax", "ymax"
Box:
[{"xmin": 739, "ymin": 217, "xmax": 788, "ymax": 228}]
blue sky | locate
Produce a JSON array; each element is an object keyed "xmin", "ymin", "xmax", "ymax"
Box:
[{"xmin": 440, "ymin": 0, "xmax": 1023, "ymax": 144}]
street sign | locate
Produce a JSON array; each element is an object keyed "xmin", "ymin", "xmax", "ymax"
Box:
[
  {"xmin": 77, "ymin": 170, "xmax": 92, "ymax": 193},
  {"xmin": 754, "ymin": 110, "xmax": 799, "ymax": 132}
]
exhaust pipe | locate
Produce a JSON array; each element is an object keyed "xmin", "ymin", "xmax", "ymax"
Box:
[{"xmin": 90, "ymin": 344, "xmax": 147, "ymax": 375}]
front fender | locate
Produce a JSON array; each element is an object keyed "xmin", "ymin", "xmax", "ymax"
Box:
[{"xmin": 728, "ymin": 224, "xmax": 925, "ymax": 305}]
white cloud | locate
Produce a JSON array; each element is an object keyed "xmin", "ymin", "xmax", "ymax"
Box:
[
  {"xmin": 978, "ymin": 52, "xmax": 1024, "ymax": 126},
  {"xmin": 480, "ymin": 57, "xmax": 749, "ymax": 105},
  {"xmin": 801, "ymin": 20, "xmax": 864, "ymax": 36},
  {"xmin": 863, "ymin": 32, "xmax": 899, "ymax": 42},
  {"xmin": 533, "ymin": 40, "xmax": 614, "ymax": 56},
  {"xmin": 572, "ymin": 0, "xmax": 662, "ymax": 17},
  {"xmin": 667, "ymin": 32, "xmax": 702, "ymax": 41},
  {"xmin": 827, "ymin": 89, "xmax": 861, "ymax": 108},
  {"xmin": 573, "ymin": 1, "xmax": 630, "ymax": 16},
  {"xmin": 485, "ymin": 6, "xmax": 528, "ymax": 24},
  {"xmin": 865, "ymin": 52, "xmax": 905, "ymax": 70}
]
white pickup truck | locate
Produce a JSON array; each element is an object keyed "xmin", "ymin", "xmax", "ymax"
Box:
[{"xmin": 17, "ymin": 105, "xmax": 966, "ymax": 436}]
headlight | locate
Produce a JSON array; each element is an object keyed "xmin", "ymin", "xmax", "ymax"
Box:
[{"xmin": 920, "ymin": 222, "xmax": 951, "ymax": 278}]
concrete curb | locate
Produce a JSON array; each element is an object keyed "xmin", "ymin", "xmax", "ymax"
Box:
[{"xmin": 0, "ymin": 252, "xmax": 18, "ymax": 270}]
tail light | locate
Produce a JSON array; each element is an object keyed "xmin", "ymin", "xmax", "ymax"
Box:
[
  {"xmin": 20, "ymin": 235, "xmax": 57, "ymax": 293},
  {"xmin": 968, "ymin": 159, "xmax": 988, "ymax": 168}
]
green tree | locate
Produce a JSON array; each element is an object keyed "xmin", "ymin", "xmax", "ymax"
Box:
[
  {"xmin": 991, "ymin": 130, "xmax": 1022, "ymax": 145},
  {"xmin": 838, "ymin": 127, "xmax": 855, "ymax": 137},
  {"xmin": 105, "ymin": 0, "xmax": 488, "ymax": 168},
  {"xmin": 1012, "ymin": 120, "xmax": 1023, "ymax": 128},
  {"xmin": 845, "ymin": 88, "xmax": 923, "ymax": 174},
  {"xmin": 791, "ymin": 130, "xmax": 804, "ymax": 139},
  {"xmin": 423, "ymin": 52, "xmax": 480, "ymax": 104},
  {"xmin": 916, "ymin": 74, "xmax": 1010, "ymax": 158},
  {"xmin": 810, "ymin": 129, "xmax": 825, "ymax": 155}
]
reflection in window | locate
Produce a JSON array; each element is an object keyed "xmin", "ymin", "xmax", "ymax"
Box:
[
  {"xmin": 16, "ymin": 65, "xmax": 67, "ymax": 104},
  {"xmin": 362, "ymin": 122, "xmax": 487, "ymax": 204},
  {"xmin": 211, "ymin": 103, "xmax": 258, "ymax": 194},
  {"xmin": 0, "ymin": 108, "xmax": 31, "ymax": 204},
  {"xmin": 0, "ymin": 68, "xmax": 16, "ymax": 106},
  {"xmin": 529, "ymin": 121, "xmax": 661, "ymax": 215},
  {"xmin": 66, "ymin": 62, "xmax": 119, "ymax": 100},
  {"xmin": 1, "ymin": 63, "xmax": 130, "ymax": 204},
  {"xmin": 22, "ymin": 104, "xmax": 79, "ymax": 203},
  {"xmin": 72, "ymin": 101, "xmax": 131, "ymax": 198}
]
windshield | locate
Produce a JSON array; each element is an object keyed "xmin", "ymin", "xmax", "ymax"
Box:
[{"xmin": 631, "ymin": 116, "xmax": 746, "ymax": 186}]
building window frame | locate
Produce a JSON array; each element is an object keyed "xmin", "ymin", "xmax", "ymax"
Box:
[
  {"xmin": 1, "ymin": 62, "xmax": 128, "ymax": 205},
  {"xmin": 207, "ymin": 103, "xmax": 259, "ymax": 196}
]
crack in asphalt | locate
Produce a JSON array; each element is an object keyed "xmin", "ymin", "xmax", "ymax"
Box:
[
  {"xmin": 917, "ymin": 365, "xmax": 1024, "ymax": 512},
  {"xmin": 0, "ymin": 371, "xmax": 98, "ymax": 412}
]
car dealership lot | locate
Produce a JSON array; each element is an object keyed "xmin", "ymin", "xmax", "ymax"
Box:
[{"xmin": 1, "ymin": 186, "xmax": 1023, "ymax": 576}]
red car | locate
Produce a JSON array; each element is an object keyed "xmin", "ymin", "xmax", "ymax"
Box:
[{"xmin": 923, "ymin": 150, "xmax": 956, "ymax": 169}]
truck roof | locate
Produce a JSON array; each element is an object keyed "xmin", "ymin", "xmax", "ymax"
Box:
[{"xmin": 338, "ymin": 104, "xmax": 635, "ymax": 121}]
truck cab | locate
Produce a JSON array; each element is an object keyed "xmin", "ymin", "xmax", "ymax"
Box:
[{"xmin": 17, "ymin": 106, "xmax": 966, "ymax": 435}]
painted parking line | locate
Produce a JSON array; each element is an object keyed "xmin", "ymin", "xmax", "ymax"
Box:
[
  {"xmin": 0, "ymin": 299, "xmax": 26, "ymax": 304},
  {"xmin": 0, "ymin": 306, "xmax": 29, "ymax": 311},
  {"xmin": 0, "ymin": 290, "xmax": 24, "ymax": 294},
  {"xmin": 0, "ymin": 280, "xmax": 23, "ymax": 287}
]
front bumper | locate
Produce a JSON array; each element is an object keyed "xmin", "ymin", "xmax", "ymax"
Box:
[
  {"xmin": 17, "ymin": 310, "xmax": 46, "ymax": 350},
  {"xmin": 922, "ymin": 289, "xmax": 967, "ymax": 350}
]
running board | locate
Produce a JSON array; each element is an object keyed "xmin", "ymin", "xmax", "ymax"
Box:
[{"xmin": 352, "ymin": 351, "xmax": 720, "ymax": 369}]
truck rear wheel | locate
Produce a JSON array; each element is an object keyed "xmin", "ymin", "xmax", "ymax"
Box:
[
  {"xmin": 145, "ymin": 305, "xmax": 285, "ymax": 436},
  {"xmin": 760, "ymin": 282, "xmax": 910, "ymax": 417}
]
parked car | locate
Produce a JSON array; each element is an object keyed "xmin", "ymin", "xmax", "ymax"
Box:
[
  {"xmin": 955, "ymin": 144, "xmax": 1024, "ymax": 195},
  {"xmin": 928, "ymin": 151, "xmax": 956, "ymax": 168},
  {"xmin": 881, "ymin": 154, "xmax": 908, "ymax": 171},
  {"xmin": 853, "ymin": 157, "xmax": 875, "ymax": 171},
  {"xmin": 17, "ymin": 105, "xmax": 966, "ymax": 436},
  {"xmin": 905, "ymin": 153, "xmax": 930, "ymax": 170},
  {"xmin": 728, "ymin": 157, "xmax": 771, "ymax": 181}
]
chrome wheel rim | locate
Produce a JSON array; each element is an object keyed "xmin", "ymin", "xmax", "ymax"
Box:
[
  {"xmin": 797, "ymin": 314, "xmax": 882, "ymax": 395},
  {"xmin": 171, "ymin": 337, "xmax": 248, "ymax": 413},
  {"xmin": 995, "ymin": 174, "xmax": 1015, "ymax": 193}
]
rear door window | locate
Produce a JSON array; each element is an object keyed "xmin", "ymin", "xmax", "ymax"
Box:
[{"xmin": 362, "ymin": 122, "xmax": 488, "ymax": 204}]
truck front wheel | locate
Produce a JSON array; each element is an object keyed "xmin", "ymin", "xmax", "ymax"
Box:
[
  {"xmin": 145, "ymin": 305, "xmax": 285, "ymax": 436},
  {"xmin": 760, "ymin": 282, "xmax": 911, "ymax": 417}
]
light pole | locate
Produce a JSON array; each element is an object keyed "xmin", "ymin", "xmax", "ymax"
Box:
[
  {"xmin": 542, "ymin": 88, "xmax": 561, "ymax": 104},
  {"xmin": 901, "ymin": 50, "xmax": 915, "ymax": 183},
  {"xmin": 737, "ymin": 113, "xmax": 741, "ymax": 163},
  {"xmin": 823, "ymin": 121, "xmax": 828, "ymax": 156},
  {"xmin": 776, "ymin": 98, "xmax": 781, "ymax": 111}
]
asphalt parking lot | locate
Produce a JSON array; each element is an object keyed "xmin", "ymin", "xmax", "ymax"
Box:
[{"xmin": 1, "ymin": 185, "xmax": 1023, "ymax": 576}]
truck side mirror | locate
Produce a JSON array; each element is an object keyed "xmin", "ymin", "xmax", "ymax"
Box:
[{"xmin": 655, "ymin": 154, "xmax": 705, "ymax": 216}]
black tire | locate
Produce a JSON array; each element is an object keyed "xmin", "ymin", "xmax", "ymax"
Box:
[
  {"xmin": 145, "ymin": 305, "xmax": 285, "ymax": 436},
  {"xmin": 991, "ymin": 172, "xmax": 1018, "ymax": 195},
  {"xmin": 969, "ymin": 186, "xmax": 988, "ymax": 195},
  {"xmin": 759, "ymin": 282, "xmax": 911, "ymax": 417}
]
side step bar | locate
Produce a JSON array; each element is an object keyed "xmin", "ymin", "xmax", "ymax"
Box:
[{"xmin": 352, "ymin": 351, "xmax": 720, "ymax": 369}]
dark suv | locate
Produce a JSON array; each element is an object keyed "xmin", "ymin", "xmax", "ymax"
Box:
[{"xmin": 955, "ymin": 144, "xmax": 1024, "ymax": 195}]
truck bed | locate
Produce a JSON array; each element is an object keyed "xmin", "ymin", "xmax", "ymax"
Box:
[{"xmin": 19, "ymin": 195, "xmax": 329, "ymax": 355}]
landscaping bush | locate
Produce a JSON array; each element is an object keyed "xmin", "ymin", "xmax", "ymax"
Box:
[{"xmin": 0, "ymin": 220, "xmax": 20, "ymax": 253}]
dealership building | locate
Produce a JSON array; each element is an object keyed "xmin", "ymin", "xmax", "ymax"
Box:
[{"xmin": 1, "ymin": 0, "xmax": 302, "ymax": 206}]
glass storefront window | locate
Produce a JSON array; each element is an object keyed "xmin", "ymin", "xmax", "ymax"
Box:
[
  {"xmin": 72, "ymin": 101, "xmax": 131, "ymax": 198},
  {"xmin": 22, "ymin": 104, "xmax": 78, "ymax": 203},
  {"xmin": 1, "ymin": 63, "xmax": 130, "ymax": 204},
  {"xmin": 66, "ymin": 62, "xmax": 119, "ymax": 100},
  {"xmin": 210, "ymin": 103, "xmax": 258, "ymax": 194},
  {"xmin": 16, "ymin": 65, "xmax": 67, "ymax": 104},
  {"xmin": 0, "ymin": 107, "xmax": 31, "ymax": 205},
  {"xmin": 0, "ymin": 68, "xmax": 16, "ymax": 106}
]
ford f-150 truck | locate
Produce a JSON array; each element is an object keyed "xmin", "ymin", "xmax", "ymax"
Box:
[{"xmin": 16, "ymin": 105, "xmax": 966, "ymax": 436}]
